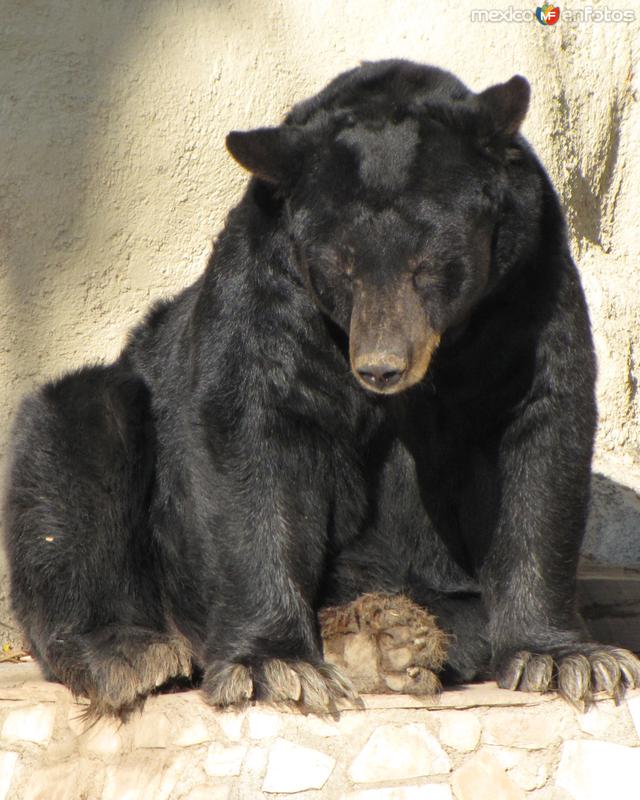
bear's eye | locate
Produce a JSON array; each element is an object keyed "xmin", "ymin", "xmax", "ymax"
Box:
[
  {"xmin": 412, "ymin": 261, "xmax": 445, "ymax": 291},
  {"xmin": 413, "ymin": 260, "xmax": 465, "ymax": 298},
  {"xmin": 413, "ymin": 267, "xmax": 432, "ymax": 291}
]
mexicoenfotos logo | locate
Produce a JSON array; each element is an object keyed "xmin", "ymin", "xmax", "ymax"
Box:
[
  {"xmin": 470, "ymin": 6, "xmax": 636, "ymax": 23},
  {"xmin": 536, "ymin": 3, "xmax": 560, "ymax": 24}
]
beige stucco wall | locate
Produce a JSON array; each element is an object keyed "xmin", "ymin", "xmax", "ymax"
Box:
[{"xmin": 0, "ymin": 1, "xmax": 639, "ymax": 640}]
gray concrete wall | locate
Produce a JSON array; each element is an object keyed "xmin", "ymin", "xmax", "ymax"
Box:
[{"xmin": 1, "ymin": 1, "xmax": 639, "ymax": 644}]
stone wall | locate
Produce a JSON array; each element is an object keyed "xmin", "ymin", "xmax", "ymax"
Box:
[
  {"xmin": 1, "ymin": 663, "xmax": 640, "ymax": 800},
  {"xmin": 1, "ymin": 2, "xmax": 639, "ymax": 635}
]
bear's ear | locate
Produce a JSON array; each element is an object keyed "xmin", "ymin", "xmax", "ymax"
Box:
[
  {"xmin": 225, "ymin": 126, "xmax": 305, "ymax": 185},
  {"xmin": 477, "ymin": 75, "xmax": 530, "ymax": 138}
]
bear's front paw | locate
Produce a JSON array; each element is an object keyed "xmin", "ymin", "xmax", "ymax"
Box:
[
  {"xmin": 202, "ymin": 658, "xmax": 357, "ymax": 713},
  {"xmin": 46, "ymin": 629, "xmax": 193, "ymax": 722},
  {"xmin": 496, "ymin": 643, "xmax": 640, "ymax": 708},
  {"xmin": 319, "ymin": 593, "xmax": 448, "ymax": 696}
]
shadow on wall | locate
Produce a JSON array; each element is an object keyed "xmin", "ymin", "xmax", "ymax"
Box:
[
  {"xmin": 1, "ymin": 1, "xmax": 261, "ymax": 403},
  {"xmin": 585, "ymin": 473, "xmax": 640, "ymax": 566},
  {"xmin": 1, "ymin": 0, "xmax": 167, "ymax": 652},
  {"xmin": 2, "ymin": 4, "xmax": 149, "ymax": 382},
  {"xmin": 580, "ymin": 474, "xmax": 640, "ymax": 653}
]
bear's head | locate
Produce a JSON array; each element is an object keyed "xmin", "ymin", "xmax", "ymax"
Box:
[{"xmin": 226, "ymin": 61, "xmax": 533, "ymax": 395}]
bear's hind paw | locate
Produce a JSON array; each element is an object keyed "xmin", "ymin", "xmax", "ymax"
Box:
[{"xmin": 320, "ymin": 592, "xmax": 448, "ymax": 696}]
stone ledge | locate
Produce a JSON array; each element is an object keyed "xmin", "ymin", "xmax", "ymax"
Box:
[{"xmin": 0, "ymin": 663, "xmax": 639, "ymax": 799}]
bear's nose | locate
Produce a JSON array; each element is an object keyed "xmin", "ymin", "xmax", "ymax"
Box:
[{"xmin": 355, "ymin": 358, "xmax": 407, "ymax": 389}]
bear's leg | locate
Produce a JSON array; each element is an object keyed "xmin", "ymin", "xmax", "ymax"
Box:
[
  {"xmin": 201, "ymin": 580, "xmax": 358, "ymax": 711},
  {"xmin": 197, "ymin": 433, "xmax": 360, "ymax": 713},
  {"xmin": 4, "ymin": 364, "xmax": 191, "ymax": 719},
  {"xmin": 479, "ymin": 373, "xmax": 640, "ymax": 707},
  {"xmin": 319, "ymin": 593, "xmax": 447, "ymax": 695}
]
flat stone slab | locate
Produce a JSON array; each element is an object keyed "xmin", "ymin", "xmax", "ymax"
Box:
[
  {"xmin": 359, "ymin": 683, "xmax": 554, "ymax": 711},
  {"xmin": 348, "ymin": 723, "xmax": 451, "ymax": 783},
  {"xmin": 0, "ymin": 662, "xmax": 554, "ymax": 713},
  {"xmin": 556, "ymin": 738, "xmax": 640, "ymax": 800}
]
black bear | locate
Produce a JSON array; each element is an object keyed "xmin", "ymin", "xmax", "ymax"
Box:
[{"xmin": 4, "ymin": 60, "xmax": 639, "ymax": 719}]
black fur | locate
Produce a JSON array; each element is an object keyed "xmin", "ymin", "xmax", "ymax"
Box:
[{"xmin": 4, "ymin": 60, "xmax": 638, "ymax": 716}]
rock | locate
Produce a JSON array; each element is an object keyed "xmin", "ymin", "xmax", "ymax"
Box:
[
  {"xmin": 83, "ymin": 722, "xmax": 123, "ymax": 755},
  {"xmin": 349, "ymin": 723, "xmax": 451, "ymax": 783},
  {"xmin": 484, "ymin": 747, "xmax": 549, "ymax": 792},
  {"xmin": 486, "ymin": 747, "xmax": 522, "ymax": 771},
  {"xmin": 434, "ymin": 683, "xmax": 550, "ymax": 708},
  {"xmin": 67, "ymin": 710, "xmax": 123, "ymax": 754},
  {"xmin": 509, "ymin": 754, "xmax": 549, "ymax": 791},
  {"xmin": 66, "ymin": 705, "xmax": 90, "ymax": 736},
  {"xmin": 205, "ymin": 743, "xmax": 247, "ymax": 777},
  {"xmin": 576, "ymin": 699, "xmax": 636, "ymax": 741},
  {"xmin": 340, "ymin": 786, "xmax": 453, "ymax": 800},
  {"xmin": 173, "ymin": 717, "xmax": 211, "ymax": 747},
  {"xmin": 245, "ymin": 745, "xmax": 268, "ymax": 777},
  {"xmin": 452, "ymin": 751, "xmax": 525, "ymax": 800},
  {"xmin": 262, "ymin": 738, "xmax": 335, "ymax": 793},
  {"xmin": 132, "ymin": 711, "xmax": 173, "ymax": 749},
  {"xmin": 247, "ymin": 708, "xmax": 282, "ymax": 740},
  {"xmin": 625, "ymin": 691, "xmax": 640, "ymax": 739},
  {"xmin": 436, "ymin": 711, "xmax": 481, "ymax": 752},
  {"xmin": 304, "ymin": 715, "xmax": 341, "ymax": 737},
  {"xmin": 0, "ymin": 752, "xmax": 19, "ymax": 800},
  {"xmin": 1, "ymin": 704, "xmax": 56, "ymax": 744},
  {"xmin": 182, "ymin": 787, "xmax": 231, "ymax": 800},
  {"xmin": 358, "ymin": 682, "xmax": 551, "ymax": 710},
  {"xmin": 23, "ymin": 760, "xmax": 97, "ymax": 800},
  {"xmin": 579, "ymin": 705, "xmax": 613, "ymax": 737},
  {"xmin": 556, "ymin": 739, "xmax": 640, "ymax": 799},
  {"xmin": 103, "ymin": 755, "xmax": 188, "ymax": 800},
  {"xmin": 216, "ymin": 710, "xmax": 245, "ymax": 741},
  {"xmin": 482, "ymin": 708, "xmax": 562, "ymax": 749},
  {"xmin": 527, "ymin": 788, "xmax": 573, "ymax": 799}
]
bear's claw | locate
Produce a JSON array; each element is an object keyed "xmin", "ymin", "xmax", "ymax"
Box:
[
  {"xmin": 48, "ymin": 630, "xmax": 193, "ymax": 723},
  {"xmin": 202, "ymin": 658, "xmax": 357, "ymax": 713},
  {"xmin": 497, "ymin": 644, "xmax": 640, "ymax": 708}
]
